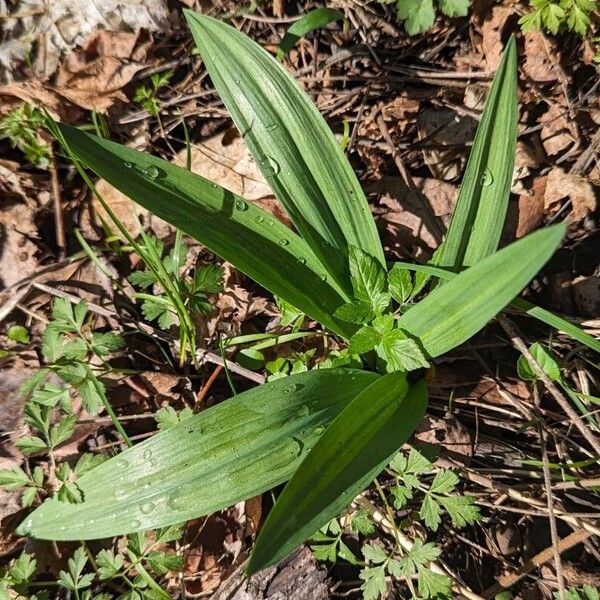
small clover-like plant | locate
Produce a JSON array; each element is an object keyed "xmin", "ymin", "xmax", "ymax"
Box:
[
  {"xmin": 134, "ymin": 71, "xmax": 173, "ymax": 117},
  {"xmin": 519, "ymin": 0, "xmax": 598, "ymax": 36},
  {"xmin": 378, "ymin": 0, "xmax": 471, "ymax": 35}
]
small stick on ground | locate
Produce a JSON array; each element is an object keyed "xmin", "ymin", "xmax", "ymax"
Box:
[
  {"xmin": 196, "ymin": 365, "xmax": 223, "ymax": 406},
  {"xmin": 49, "ymin": 147, "xmax": 66, "ymax": 259},
  {"xmin": 481, "ymin": 529, "xmax": 592, "ymax": 599}
]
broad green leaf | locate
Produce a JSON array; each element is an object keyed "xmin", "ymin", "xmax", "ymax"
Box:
[
  {"xmin": 438, "ymin": 37, "xmax": 517, "ymax": 271},
  {"xmin": 247, "ymin": 373, "xmax": 427, "ymax": 573},
  {"xmin": 517, "ymin": 342, "xmax": 561, "ymax": 381},
  {"xmin": 349, "ymin": 246, "xmax": 387, "ymax": 307},
  {"xmin": 392, "ymin": 260, "xmax": 600, "ymax": 353},
  {"xmin": 185, "ymin": 11, "xmax": 384, "ymax": 293},
  {"xmin": 276, "ymin": 8, "xmax": 344, "ymax": 60},
  {"xmin": 387, "ymin": 265, "xmax": 413, "ymax": 304},
  {"xmin": 48, "ymin": 121, "xmax": 355, "ymax": 340},
  {"xmin": 398, "ymin": 225, "xmax": 565, "ymax": 358},
  {"xmin": 18, "ymin": 370, "xmax": 378, "ymax": 540}
]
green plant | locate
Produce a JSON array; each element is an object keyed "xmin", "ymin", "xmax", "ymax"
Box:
[
  {"xmin": 519, "ymin": 0, "xmax": 598, "ymax": 36},
  {"xmin": 561, "ymin": 586, "xmax": 600, "ymax": 600},
  {"xmin": 134, "ymin": 71, "xmax": 172, "ymax": 117},
  {"xmin": 128, "ymin": 233, "xmax": 224, "ymax": 331},
  {"xmin": 16, "ymin": 12, "xmax": 596, "ymax": 579},
  {"xmin": 0, "ymin": 103, "xmax": 50, "ymax": 167},
  {"xmin": 308, "ymin": 448, "xmax": 480, "ymax": 599},
  {"xmin": 378, "ymin": 0, "xmax": 471, "ymax": 35},
  {"xmin": 0, "ymin": 527, "xmax": 185, "ymax": 599}
]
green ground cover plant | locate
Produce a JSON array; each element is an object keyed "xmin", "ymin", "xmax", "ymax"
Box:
[{"xmin": 12, "ymin": 10, "xmax": 597, "ymax": 580}]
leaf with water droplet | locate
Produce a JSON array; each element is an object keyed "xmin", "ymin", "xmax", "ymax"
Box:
[{"xmin": 481, "ymin": 168, "xmax": 494, "ymax": 187}]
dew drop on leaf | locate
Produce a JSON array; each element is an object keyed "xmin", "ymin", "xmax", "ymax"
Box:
[
  {"xmin": 140, "ymin": 502, "xmax": 155, "ymax": 515},
  {"xmin": 260, "ymin": 156, "xmax": 281, "ymax": 176},
  {"xmin": 481, "ymin": 168, "xmax": 494, "ymax": 187},
  {"xmin": 115, "ymin": 459, "xmax": 129, "ymax": 470},
  {"xmin": 267, "ymin": 219, "xmax": 275, "ymax": 226},
  {"xmin": 131, "ymin": 519, "xmax": 142, "ymax": 529},
  {"xmin": 143, "ymin": 449, "xmax": 153, "ymax": 461},
  {"xmin": 145, "ymin": 165, "xmax": 160, "ymax": 179},
  {"xmin": 279, "ymin": 238, "xmax": 289, "ymax": 246},
  {"xmin": 255, "ymin": 215, "xmax": 264, "ymax": 224},
  {"xmin": 114, "ymin": 488, "xmax": 129, "ymax": 501},
  {"xmin": 314, "ymin": 426, "xmax": 324, "ymax": 436},
  {"xmin": 297, "ymin": 257, "xmax": 306, "ymax": 265},
  {"xmin": 235, "ymin": 199, "xmax": 248, "ymax": 211},
  {"xmin": 124, "ymin": 162, "xmax": 132, "ymax": 169},
  {"xmin": 266, "ymin": 123, "xmax": 279, "ymax": 132}
]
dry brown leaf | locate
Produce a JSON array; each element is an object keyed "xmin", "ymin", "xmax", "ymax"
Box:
[
  {"xmin": 544, "ymin": 167, "xmax": 597, "ymax": 221},
  {"xmin": 0, "ymin": 0, "xmax": 169, "ymax": 83},
  {"xmin": 415, "ymin": 414, "xmax": 473, "ymax": 465},
  {"xmin": 540, "ymin": 104, "xmax": 576, "ymax": 157},
  {"xmin": 0, "ymin": 80, "xmax": 67, "ymax": 119},
  {"xmin": 92, "ymin": 179, "xmax": 172, "ymax": 239},
  {"xmin": 0, "ymin": 202, "xmax": 39, "ymax": 288},
  {"xmin": 522, "ymin": 31, "xmax": 561, "ymax": 84},
  {"xmin": 416, "ymin": 108, "xmax": 477, "ymax": 180},
  {"xmin": 54, "ymin": 30, "xmax": 151, "ymax": 112},
  {"xmin": 479, "ymin": 5, "xmax": 515, "ymax": 71},
  {"xmin": 515, "ymin": 175, "xmax": 546, "ymax": 238},
  {"xmin": 370, "ymin": 175, "xmax": 456, "ymax": 256},
  {"xmin": 174, "ymin": 129, "xmax": 272, "ymax": 201}
]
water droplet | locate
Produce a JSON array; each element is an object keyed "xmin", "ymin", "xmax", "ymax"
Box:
[
  {"xmin": 314, "ymin": 426, "xmax": 324, "ymax": 436},
  {"xmin": 255, "ymin": 215, "xmax": 264, "ymax": 224},
  {"xmin": 115, "ymin": 458, "xmax": 128, "ymax": 470},
  {"xmin": 266, "ymin": 123, "xmax": 279, "ymax": 132},
  {"xmin": 235, "ymin": 199, "xmax": 248, "ymax": 211},
  {"xmin": 59, "ymin": 525, "xmax": 67, "ymax": 531},
  {"xmin": 89, "ymin": 519, "xmax": 95, "ymax": 525},
  {"xmin": 260, "ymin": 156, "xmax": 280, "ymax": 177},
  {"xmin": 145, "ymin": 165, "xmax": 159, "ymax": 179},
  {"xmin": 143, "ymin": 449, "xmax": 153, "ymax": 461},
  {"xmin": 140, "ymin": 502, "xmax": 155, "ymax": 515},
  {"xmin": 267, "ymin": 219, "xmax": 275, "ymax": 226},
  {"xmin": 279, "ymin": 238, "xmax": 289, "ymax": 247},
  {"xmin": 131, "ymin": 519, "xmax": 142, "ymax": 529},
  {"xmin": 24, "ymin": 519, "xmax": 33, "ymax": 531},
  {"xmin": 115, "ymin": 488, "xmax": 129, "ymax": 501},
  {"xmin": 211, "ymin": 182, "xmax": 218, "ymax": 188},
  {"xmin": 320, "ymin": 274, "xmax": 328, "ymax": 282},
  {"xmin": 124, "ymin": 162, "xmax": 132, "ymax": 169},
  {"xmin": 234, "ymin": 78, "xmax": 241, "ymax": 84},
  {"xmin": 481, "ymin": 168, "xmax": 494, "ymax": 187},
  {"xmin": 297, "ymin": 257, "xmax": 306, "ymax": 265},
  {"xmin": 167, "ymin": 493, "xmax": 184, "ymax": 510}
]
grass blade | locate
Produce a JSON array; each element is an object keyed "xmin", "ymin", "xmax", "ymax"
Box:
[
  {"xmin": 392, "ymin": 260, "xmax": 600, "ymax": 353},
  {"xmin": 50, "ymin": 122, "xmax": 356, "ymax": 339},
  {"xmin": 277, "ymin": 8, "xmax": 343, "ymax": 60},
  {"xmin": 184, "ymin": 11, "xmax": 384, "ymax": 292},
  {"xmin": 247, "ymin": 373, "xmax": 427, "ymax": 573},
  {"xmin": 399, "ymin": 224, "xmax": 566, "ymax": 357},
  {"xmin": 18, "ymin": 369, "xmax": 379, "ymax": 540},
  {"xmin": 438, "ymin": 37, "xmax": 518, "ymax": 270}
]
